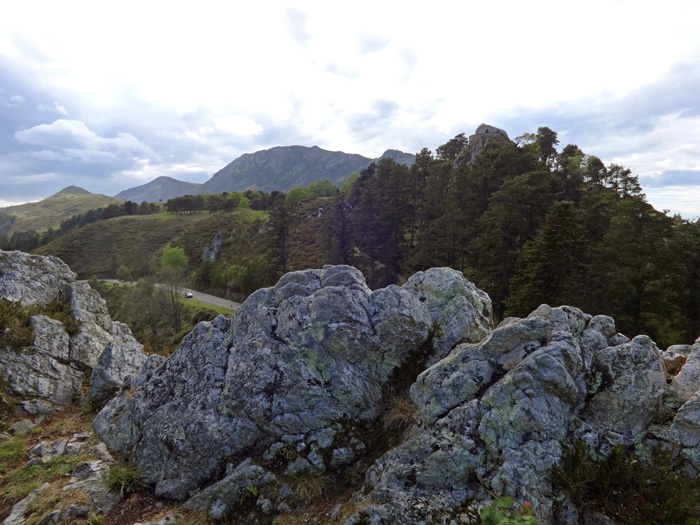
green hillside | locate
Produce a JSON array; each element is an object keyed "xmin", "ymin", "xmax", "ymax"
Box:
[
  {"xmin": 0, "ymin": 192, "xmax": 124, "ymax": 234},
  {"xmin": 33, "ymin": 208, "xmax": 267, "ymax": 279},
  {"xmin": 34, "ymin": 213, "xmax": 208, "ymax": 278}
]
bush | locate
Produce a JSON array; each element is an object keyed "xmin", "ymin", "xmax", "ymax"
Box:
[
  {"xmin": 0, "ymin": 299, "xmax": 35, "ymax": 350},
  {"xmin": 479, "ymin": 496, "xmax": 537, "ymax": 525},
  {"xmin": 553, "ymin": 441, "xmax": 700, "ymax": 524}
]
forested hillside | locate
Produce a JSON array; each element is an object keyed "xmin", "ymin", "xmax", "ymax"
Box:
[{"xmin": 250, "ymin": 127, "xmax": 699, "ymax": 348}]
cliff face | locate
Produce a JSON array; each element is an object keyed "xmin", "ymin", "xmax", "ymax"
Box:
[{"xmin": 4, "ymin": 252, "xmax": 700, "ymax": 524}]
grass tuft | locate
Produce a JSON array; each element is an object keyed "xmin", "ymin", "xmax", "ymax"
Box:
[
  {"xmin": 106, "ymin": 462, "xmax": 146, "ymax": 497},
  {"xmin": 382, "ymin": 393, "xmax": 416, "ymax": 432},
  {"xmin": 287, "ymin": 471, "xmax": 331, "ymax": 505}
]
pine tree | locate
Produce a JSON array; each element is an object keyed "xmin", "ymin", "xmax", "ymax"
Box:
[{"xmin": 506, "ymin": 201, "xmax": 589, "ymax": 316}]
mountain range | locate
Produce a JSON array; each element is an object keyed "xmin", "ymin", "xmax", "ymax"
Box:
[{"xmin": 114, "ymin": 145, "xmax": 416, "ymax": 202}]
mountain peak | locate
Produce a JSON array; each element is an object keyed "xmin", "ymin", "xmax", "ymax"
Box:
[{"xmin": 53, "ymin": 186, "xmax": 91, "ymax": 196}]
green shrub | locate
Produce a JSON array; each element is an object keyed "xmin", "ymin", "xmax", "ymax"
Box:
[
  {"xmin": 554, "ymin": 441, "xmax": 700, "ymax": 524},
  {"xmin": 479, "ymin": 496, "xmax": 537, "ymax": 525},
  {"xmin": 0, "ymin": 299, "xmax": 35, "ymax": 350},
  {"xmin": 0, "ymin": 296, "xmax": 82, "ymax": 351}
]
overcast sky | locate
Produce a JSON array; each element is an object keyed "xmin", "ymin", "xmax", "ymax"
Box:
[{"xmin": 1, "ymin": 0, "xmax": 699, "ymax": 217}]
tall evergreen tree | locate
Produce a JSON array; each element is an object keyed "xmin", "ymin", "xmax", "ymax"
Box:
[{"xmin": 506, "ymin": 201, "xmax": 589, "ymax": 316}]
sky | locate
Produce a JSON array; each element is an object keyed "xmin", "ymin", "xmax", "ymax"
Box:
[{"xmin": 1, "ymin": 0, "xmax": 699, "ymax": 217}]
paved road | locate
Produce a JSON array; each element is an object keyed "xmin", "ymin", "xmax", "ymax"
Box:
[{"xmin": 98, "ymin": 279, "xmax": 241, "ymax": 311}]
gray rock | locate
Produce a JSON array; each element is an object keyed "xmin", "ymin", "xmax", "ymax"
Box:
[
  {"xmin": 8, "ymin": 418, "xmax": 40, "ymax": 435},
  {"xmin": 581, "ymin": 335, "xmax": 666, "ymax": 447},
  {"xmin": 411, "ymin": 315, "xmax": 549, "ymax": 424},
  {"xmin": 0, "ymin": 316, "xmax": 84, "ymax": 408},
  {"xmin": 85, "ymin": 337, "xmax": 147, "ymax": 406},
  {"xmin": 671, "ymin": 340, "xmax": 700, "ymax": 402},
  {"xmin": 0, "ymin": 250, "xmax": 143, "ymax": 411},
  {"xmin": 62, "ymin": 460, "xmax": 121, "ymax": 513},
  {"xmin": 129, "ymin": 517, "xmax": 178, "ymax": 525},
  {"xmin": 184, "ymin": 459, "xmax": 277, "ymax": 519},
  {"xmin": 0, "ymin": 251, "xmax": 75, "ymax": 305},
  {"xmin": 94, "ymin": 265, "xmax": 440, "ymax": 503},
  {"xmin": 346, "ymin": 306, "xmax": 591, "ymax": 524},
  {"xmin": 27, "ymin": 438, "xmax": 68, "ymax": 465},
  {"xmin": 403, "ymin": 267, "xmax": 493, "ymax": 364},
  {"xmin": 3, "ymin": 482, "xmax": 49, "ymax": 525}
]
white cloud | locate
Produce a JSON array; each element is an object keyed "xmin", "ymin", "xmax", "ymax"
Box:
[
  {"xmin": 0, "ymin": 197, "xmax": 41, "ymax": 207},
  {"xmin": 2, "ymin": 94, "xmax": 25, "ymax": 107},
  {"xmin": 645, "ymin": 186, "xmax": 700, "ymax": 219},
  {"xmin": 14, "ymin": 119, "xmax": 152, "ymax": 163}
]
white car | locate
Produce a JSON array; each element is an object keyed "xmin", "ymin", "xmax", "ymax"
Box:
[{"xmin": 185, "ymin": 292, "xmax": 193, "ymax": 298}]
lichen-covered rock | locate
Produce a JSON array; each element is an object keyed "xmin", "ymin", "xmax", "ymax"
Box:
[
  {"xmin": 403, "ymin": 267, "xmax": 493, "ymax": 364},
  {"xmin": 0, "ymin": 316, "xmax": 84, "ymax": 408},
  {"xmin": 4, "ymin": 482, "xmax": 50, "ymax": 525},
  {"xmin": 62, "ymin": 460, "xmax": 121, "ymax": 513},
  {"xmin": 184, "ymin": 459, "xmax": 277, "ymax": 519},
  {"xmin": 344, "ymin": 304, "xmax": 682, "ymax": 524},
  {"xmin": 0, "ymin": 250, "xmax": 146, "ymax": 412},
  {"xmin": 94, "ymin": 266, "xmax": 488, "ymax": 504},
  {"xmin": 354, "ymin": 306, "xmax": 590, "ymax": 523},
  {"xmin": 580, "ymin": 335, "xmax": 666, "ymax": 447},
  {"xmin": 411, "ymin": 315, "xmax": 549, "ymax": 424},
  {"xmin": 0, "ymin": 251, "xmax": 75, "ymax": 305}
]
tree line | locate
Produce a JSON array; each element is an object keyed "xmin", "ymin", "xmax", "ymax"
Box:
[
  {"xmin": 0, "ymin": 200, "xmax": 161, "ymax": 252},
  {"xmin": 261, "ymin": 127, "xmax": 698, "ymax": 348}
]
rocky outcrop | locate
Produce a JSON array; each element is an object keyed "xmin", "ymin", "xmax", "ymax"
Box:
[
  {"xmin": 89, "ymin": 264, "xmax": 700, "ymax": 523},
  {"xmin": 93, "ymin": 265, "xmax": 492, "ymax": 508},
  {"xmin": 0, "ymin": 250, "xmax": 146, "ymax": 413},
  {"xmin": 8, "ymin": 253, "xmax": 700, "ymax": 524},
  {"xmin": 458, "ymin": 123, "xmax": 510, "ymax": 165}
]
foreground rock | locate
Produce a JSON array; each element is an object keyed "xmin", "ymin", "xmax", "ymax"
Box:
[
  {"xmin": 94, "ymin": 265, "xmax": 492, "ymax": 510},
  {"xmin": 8, "ymin": 253, "xmax": 700, "ymax": 524},
  {"xmin": 0, "ymin": 250, "xmax": 146, "ymax": 413},
  {"xmin": 90, "ymin": 264, "xmax": 700, "ymax": 523}
]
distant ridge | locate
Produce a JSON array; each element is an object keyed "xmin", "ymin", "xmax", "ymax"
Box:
[
  {"xmin": 112, "ymin": 146, "xmax": 416, "ymax": 201},
  {"xmin": 54, "ymin": 185, "xmax": 91, "ymax": 196},
  {"xmin": 114, "ymin": 176, "xmax": 202, "ymax": 203},
  {"xmin": 0, "ymin": 192, "xmax": 123, "ymax": 235},
  {"xmin": 195, "ymin": 145, "xmax": 416, "ymax": 194}
]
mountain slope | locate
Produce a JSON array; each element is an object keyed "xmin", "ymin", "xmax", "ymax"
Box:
[
  {"xmin": 33, "ymin": 213, "xmax": 208, "ymax": 278},
  {"xmin": 196, "ymin": 145, "xmax": 415, "ymax": 194},
  {"xmin": 0, "ymin": 190, "xmax": 124, "ymax": 234},
  {"xmin": 114, "ymin": 176, "xmax": 202, "ymax": 203}
]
